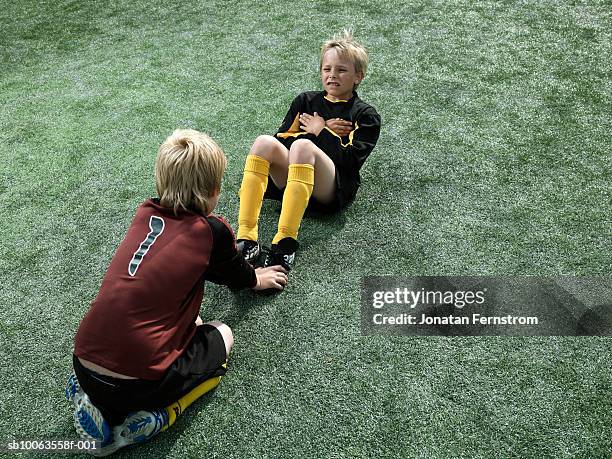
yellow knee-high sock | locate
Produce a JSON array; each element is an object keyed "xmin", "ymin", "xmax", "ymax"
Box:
[
  {"xmin": 237, "ymin": 155, "xmax": 270, "ymax": 242},
  {"xmin": 272, "ymin": 164, "xmax": 314, "ymax": 245},
  {"xmin": 161, "ymin": 374, "xmax": 224, "ymax": 432}
]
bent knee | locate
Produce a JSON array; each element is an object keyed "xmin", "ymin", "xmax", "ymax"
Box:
[
  {"xmin": 289, "ymin": 138, "xmax": 315, "ymax": 151},
  {"xmin": 252, "ymin": 135, "xmax": 277, "ymax": 149},
  {"xmin": 289, "ymin": 139, "xmax": 316, "ymax": 163},
  {"xmin": 251, "ymin": 135, "xmax": 286, "ymax": 163},
  {"xmin": 208, "ymin": 321, "xmax": 233, "ymax": 342},
  {"xmin": 206, "ymin": 321, "xmax": 234, "ymax": 356}
]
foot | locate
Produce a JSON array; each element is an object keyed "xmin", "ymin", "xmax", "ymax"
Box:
[
  {"xmin": 67, "ymin": 373, "xmax": 113, "ymax": 454},
  {"xmin": 115, "ymin": 409, "xmax": 168, "ymax": 445},
  {"xmin": 66, "ymin": 372, "xmax": 82, "ymax": 404},
  {"xmin": 75, "ymin": 404, "xmax": 168, "ymax": 457},
  {"xmin": 68, "ymin": 373, "xmax": 168, "ymax": 456},
  {"xmin": 237, "ymin": 239, "xmax": 261, "ymax": 265},
  {"xmin": 72, "ymin": 390, "xmax": 114, "ymax": 455},
  {"xmin": 263, "ymin": 237, "xmax": 298, "ymax": 271}
]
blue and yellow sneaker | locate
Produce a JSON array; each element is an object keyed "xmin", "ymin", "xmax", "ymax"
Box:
[
  {"xmin": 66, "ymin": 373, "xmax": 168, "ymax": 456},
  {"xmin": 117, "ymin": 409, "xmax": 168, "ymax": 444},
  {"xmin": 65, "ymin": 372, "xmax": 82, "ymax": 403},
  {"xmin": 72, "ymin": 391, "xmax": 114, "ymax": 456}
]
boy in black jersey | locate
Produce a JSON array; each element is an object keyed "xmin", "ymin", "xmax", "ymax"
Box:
[{"xmin": 236, "ymin": 30, "xmax": 381, "ymax": 270}]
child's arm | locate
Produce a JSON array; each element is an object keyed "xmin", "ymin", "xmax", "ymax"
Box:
[
  {"xmin": 315, "ymin": 109, "xmax": 381, "ymax": 173},
  {"xmin": 325, "ymin": 118, "xmax": 353, "ymax": 137},
  {"xmin": 204, "ymin": 216, "xmax": 287, "ymax": 291},
  {"xmin": 204, "ymin": 216, "xmax": 255, "ymax": 289}
]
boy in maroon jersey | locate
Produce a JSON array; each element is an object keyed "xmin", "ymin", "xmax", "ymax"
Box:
[{"xmin": 66, "ymin": 129, "xmax": 287, "ymax": 456}]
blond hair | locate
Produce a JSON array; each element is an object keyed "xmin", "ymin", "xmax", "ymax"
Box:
[
  {"xmin": 320, "ymin": 29, "xmax": 369, "ymax": 79},
  {"xmin": 155, "ymin": 129, "xmax": 227, "ymax": 215}
]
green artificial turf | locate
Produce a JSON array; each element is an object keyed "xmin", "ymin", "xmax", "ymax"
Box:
[{"xmin": 0, "ymin": 0, "xmax": 610, "ymax": 457}]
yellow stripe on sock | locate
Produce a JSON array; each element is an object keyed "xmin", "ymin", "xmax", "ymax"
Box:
[
  {"xmin": 272, "ymin": 164, "xmax": 314, "ymax": 244},
  {"xmin": 237, "ymin": 155, "xmax": 270, "ymax": 242},
  {"xmin": 161, "ymin": 375, "xmax": 224, "ymax": 432}
]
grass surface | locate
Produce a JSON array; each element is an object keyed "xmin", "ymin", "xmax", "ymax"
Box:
[{"xmin": 0, "ymin": 0, "xmax": 610, "ymax": 457}]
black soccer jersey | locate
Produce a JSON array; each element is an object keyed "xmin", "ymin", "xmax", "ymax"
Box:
[{"xmin": 275, "ymin": 90, "xmax": 381, "ymax": 204}]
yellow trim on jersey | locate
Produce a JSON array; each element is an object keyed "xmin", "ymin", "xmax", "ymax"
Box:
[
  {"xmin": 276, "ymin": 113, "xmax": 311, "ymax": 139},
  {"xmin": 324, "ymin": 122, "xmax": 360, "ymax": 148},
  {"xmin": 324, "ymin": 95, "xmax": 349, "ymax": 103},
  {"xmin": 346, "ymin": 122, "xmax": 359, "ymax": 147}
]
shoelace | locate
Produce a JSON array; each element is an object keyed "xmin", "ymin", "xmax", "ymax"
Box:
[
  {"xmin": 258, "ymin": 245, "xmax": 272, "ymax": 265},
  {"xmin": 260, "ymin": 245, "xmax": 293, "ymax": 270},
  {"xmin": 245, "ymin": 244, "xmax": 259, "ymax": 258}
]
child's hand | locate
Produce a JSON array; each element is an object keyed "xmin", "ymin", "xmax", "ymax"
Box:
[
  {"xmin": 299, "ymin": 112, "xmax": 325, "ymax": 136},
  {"xmin": 325, "ymin": 118, "xmax": 353, "ymax": 137},
  {"xmin": 253, "ymin": 266, "xmax": 289, "ymax": 291}
]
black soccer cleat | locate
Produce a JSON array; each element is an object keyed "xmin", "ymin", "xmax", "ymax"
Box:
[
  {"xmin": 237, "ymin": 239, "xmax": 261, "ymax": 265},
  {"xmin": 262, "ymin": 237, "xmax": 299, "ymax": 271}
]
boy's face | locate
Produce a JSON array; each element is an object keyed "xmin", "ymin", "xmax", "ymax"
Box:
[{"xmin": 321, "ymin": 48, "xmax": 363, "ymax": 101}]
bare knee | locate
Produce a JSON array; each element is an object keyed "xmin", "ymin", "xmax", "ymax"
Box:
[
  {"xmin": 251, "ymin": 135, "xmax": 287, "ymax": 164},
  {"xmin": 252, "ymin": 135, "xmax": 277, "ymax": 151},
  {"xmin": 205, "ymin": 320, "xmax": 234, "ymax": 359},
  {"xmin": 288, "ymin": 139, "xmax": 316, "ymax": 164}
]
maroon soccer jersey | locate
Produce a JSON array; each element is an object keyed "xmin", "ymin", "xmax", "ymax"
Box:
[{"xmin": 74, "ymin": 199, "xmax": 255, "ymax": 380}]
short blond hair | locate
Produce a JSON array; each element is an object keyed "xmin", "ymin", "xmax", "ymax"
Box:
[
  {"xmin": 155, "ymin": 129, "xmax": 227, "ymax": 215},
  {"xmin": 320, "ymin": 29, "xmax": 369, "ymax": 78}
]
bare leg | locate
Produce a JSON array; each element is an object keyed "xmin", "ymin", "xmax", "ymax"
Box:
[
  {"xmin": 270, "ymin": 139, "xmax": 337, "ymax": 246},
  {"xmin": 250, "ymin": 135, "xmax": 290, "ymax": 188},
  {"xmin": 288, "ymin": 139, "xmax": 336, "ymax": 204},
  {"xmin": 204, "ymin": 320, "xmax": 234, "ymax": 359},
  {"xmin": 252, "ymin": 136, "xmax": 336, "ymax": 201}
]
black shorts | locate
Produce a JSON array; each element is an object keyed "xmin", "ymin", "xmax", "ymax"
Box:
[
  {"xmin": 73, "ymin": 324, "xmax": 228, "ymax": 426},
  {"xmin": 264, "ymin": 177, "xmax": 348, "ymax": 214}
]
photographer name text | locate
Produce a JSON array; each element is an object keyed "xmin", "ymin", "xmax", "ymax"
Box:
[{"xmin": 372, "ymin": 313, "xmax": 539, "ymax": 326}]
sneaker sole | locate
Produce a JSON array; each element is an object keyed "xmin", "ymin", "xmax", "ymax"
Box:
[
  {"xmin": 65, "ymin": 372, "xmax": 81, "ymax": 403},
  {"xmin": 73, "ymin": 393, "xmax": 113, "ymax": 448},
  {"xmin": 68, "ymin": 376, "xmax": 168, "ymax": 456},
  {"xmin": 86, "ymin": 410, "xmax": 168, "ymax": 457}
]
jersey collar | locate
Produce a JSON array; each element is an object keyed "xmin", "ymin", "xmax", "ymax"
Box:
[{"xmin": 323, "ymin": 91, "xmax": 357, "ymax": 104}]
